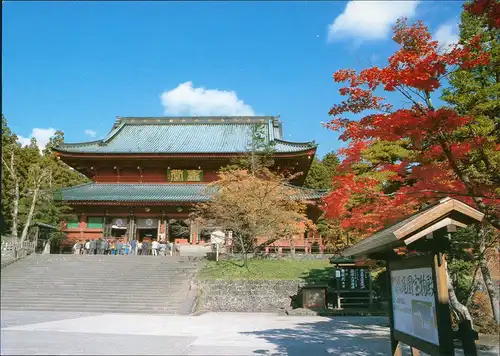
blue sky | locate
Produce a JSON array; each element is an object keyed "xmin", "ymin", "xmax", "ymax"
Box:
[{"xmin": 2, "ymin": 1, "xmax": 464, "ymax": 158}]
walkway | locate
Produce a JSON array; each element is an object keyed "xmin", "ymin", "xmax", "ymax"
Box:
[{"xmin": 1, "ymin": 311, "xmax": 498, "ymax": 355}]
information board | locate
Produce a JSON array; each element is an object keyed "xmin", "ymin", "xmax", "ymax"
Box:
[
  {"xmin": 337, "ymin": 267, "xmax": 370, "ymax": 290},
  {"xmin": 390, "ymin": 267, "xmax": 439, "ymax": 346}
]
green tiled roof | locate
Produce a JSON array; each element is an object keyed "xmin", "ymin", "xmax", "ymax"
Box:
[
  {"xmin": 55, "ymin": 116, "xmax": 316, "ymax": 154},
  {"xmin": 56, "ymin": 183, "xmax": 327, "ymax": 203}
]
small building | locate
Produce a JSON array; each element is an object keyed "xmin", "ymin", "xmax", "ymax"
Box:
[{"xmin": 53, "ymin": 116, "xmax": 326, "ymax": 250}]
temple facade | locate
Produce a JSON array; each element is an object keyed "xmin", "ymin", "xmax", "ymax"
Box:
[{"xmin": 54, "ymin": 116, "xmax": 326, "ymax": 251}]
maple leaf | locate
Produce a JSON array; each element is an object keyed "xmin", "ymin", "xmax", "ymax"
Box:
[{"xmin": 323, "ymin": 15, "xmax": 500, "ymax": 236}]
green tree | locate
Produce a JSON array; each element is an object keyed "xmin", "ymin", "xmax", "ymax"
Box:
[
  {"xmin": 193, "ymin": 169, "xmax": 311, "ymax": 268},
  {"xmin": 1, "ymin": 118, "xmax": 88, "ymax": 245},
  {"xmin": 322, "ymin": 152, "xmax": 340, "ymax": 172},
  {"xmin": 304, "ymin": 151, "xmax": 339, "ymax": 189},
  {"xmin": 441, "ymin": 2, "xmax": 500, "ymax": 324},
  {"xmin": 35, "ymin": 130, "xmax": 88, "ymax": 227},
  {"xmin": 1, "ymin": 115, "xmax": 20, "ymax": 235}
]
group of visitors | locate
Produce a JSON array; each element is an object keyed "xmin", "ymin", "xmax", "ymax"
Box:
[{"xmin": 72, "ymin": 238, "xmax": 181, "ymax": 256}]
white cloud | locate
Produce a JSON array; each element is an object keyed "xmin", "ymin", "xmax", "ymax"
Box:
[
  {"xmin": 17, "ymin": 128, "xmax": 57, "ymax": 151},
  {"xmin": 84, "ymin": 129, "xmax": 97, "ymax": 137},
  {"xmin": 434, "ymin": 21, "xmax": 459, "ymax": 50},
  {"xmin": 160, "ymin": 81, "xmax": 255, "ymax": 116},
  {"xmin": 327, "ymin": 1, "xmax": 420, "ymax": 42}
]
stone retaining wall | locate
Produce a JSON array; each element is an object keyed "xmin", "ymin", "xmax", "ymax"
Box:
[
  {"xmin": 195, "ymin": 279, "xmax": 307, "ymax": 312},
  {"xmin": 217, "ymin": 253, "xmax": 336, "ymax": 261}
]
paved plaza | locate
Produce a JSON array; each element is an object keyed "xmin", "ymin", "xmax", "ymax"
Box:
[{"xmin": 1, "ymin": 310, "xmax": 498, "ymax": 355}]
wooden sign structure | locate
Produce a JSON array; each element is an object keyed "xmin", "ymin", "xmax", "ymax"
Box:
[
  {"xmin": 330, "ymin": 257, "xmax": 374, "ymax": 309},
  {"xmin": 341, "ymin": 197, "xmax": 485, "ymax": 356}
]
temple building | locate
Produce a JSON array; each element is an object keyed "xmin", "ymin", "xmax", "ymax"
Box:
[{"xmin": 54, "ymin": 116, "xmax": 326, "ymax": 250}]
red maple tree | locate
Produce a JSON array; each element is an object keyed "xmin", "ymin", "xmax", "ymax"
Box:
[
  {"xmin": 322, "ymin": 17, "xmax": 499, "ymax": 235},
  {"xmin": 464, "ymin": 0, "xmax": 500, "ymax": 29}
]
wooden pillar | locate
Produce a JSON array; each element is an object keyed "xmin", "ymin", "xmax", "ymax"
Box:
[
  {"xmin": 368, "ymin": 266, "xmax": 373, "ymax": 310},
  {"xmin": 80, "ymin": 215, "xmax": 87, "ymax": 239},
  {"xmin": 432, "ymin": 253, "xmax": 455, "ymax": 356},
  {"xmin": 166, "ymin": 218, "xmax": 170, "ymax": 242},
  {"xmin": 129, "ymin": 216, "xmax": 135, "ymax": 241},
  {"xmin": 34, "ymin": 226, "xmax": 39, "ymax": 253},
  {"xmin": 189, "ymin": 220, "xmax": 195, "ymax": 244},
  {"xmin": 386, "ymin": 259, "xmax": 402, "ymax": 356},
  {"xmin": 335, "ymin": 265, "xmax": 341, "ymax": 309},
  {"xmin": 157, "ymin": 219, "xmax": 161, "ymax": 241}
]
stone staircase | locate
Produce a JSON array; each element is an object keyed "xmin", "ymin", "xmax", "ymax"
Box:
[{"xmin": 1, "ymin": 254, "xmax": 202, "ymax": 314}]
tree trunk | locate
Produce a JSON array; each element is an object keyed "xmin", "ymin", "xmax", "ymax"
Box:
[
  {"xmin": 19, "ymin": 187, "xmax": 39, "ymax": 244},
  {"xmin": 11, "ymin": 178, "xmax": 19, "ymax": 239},
  {"xmin": 236, "ymin": 233, "xmax": 249, "ymax": 269},
  {"xmin": 466, "ymin": 267, "xmax": 481, "ymax": 307},
  {"xmin": 447, "ymin": 265, "xmax": 474, "ymax": 326},
  {"xmin": 479, "ymin": 255, "xmax": 500, "ymax": 324},
  {"xmin": 478, "ymin": 230, "xmax": 500, "ymax": 324}
]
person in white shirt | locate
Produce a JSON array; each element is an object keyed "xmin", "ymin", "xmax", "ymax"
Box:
[
  {"xmin": 73, "ymin": 241, "xmax": 81, "ymax": 255},
  {"xmin": 152, "ymin": 240, "xmax": 159, "ymax": 256}
]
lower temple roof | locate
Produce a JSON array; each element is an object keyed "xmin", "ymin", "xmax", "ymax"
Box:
[{"xmin": 56, "ymin": 183, "xmax": 327, "ymax": 203}]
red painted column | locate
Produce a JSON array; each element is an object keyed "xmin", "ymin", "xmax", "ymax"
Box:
[{"xmin": 79, "ymin": 215, "xmax": 87, "ymax": 239}]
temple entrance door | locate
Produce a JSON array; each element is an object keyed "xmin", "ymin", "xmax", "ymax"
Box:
[{"xmin": 137, "ymin": 228, "xmax": 157, "ymax": 242}]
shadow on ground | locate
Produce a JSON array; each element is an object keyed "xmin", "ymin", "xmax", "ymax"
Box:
[
  {"xmin": 300, "ymin": 267, "xmax": 336, "ymax": 284},
  {"xmin": 243, "ymin": 316, "xmax": 390, "ymax": 356}
]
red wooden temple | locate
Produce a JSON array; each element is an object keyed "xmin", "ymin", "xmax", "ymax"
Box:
[{"xmin": 54, "ymin": 116, "xmax": 326, "ymax": 251}]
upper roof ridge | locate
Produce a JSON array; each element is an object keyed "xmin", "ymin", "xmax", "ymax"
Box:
[{"xmin": 112, "ymin": 116, "xmax": 277, "ymax": 127}]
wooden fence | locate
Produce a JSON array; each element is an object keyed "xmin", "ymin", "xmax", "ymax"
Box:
[{"xmin": 1, "ymin": 238, "xmax": 37, "ymax": 263}]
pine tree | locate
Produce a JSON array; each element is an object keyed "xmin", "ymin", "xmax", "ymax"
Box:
[
  {"xmin": 304, "ymin": 151, "xmax": 339, "ymax": 190},
  {"xmin": 442, "ymin": 2, "xmax": 500, "ymax": 325}
]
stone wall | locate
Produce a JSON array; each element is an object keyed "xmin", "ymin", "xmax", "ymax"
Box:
[
  {"xmin": 215, "ymin": 253, "xmax": 336, "ymax": 261},
  {"xmin": 195, "ymin": 279, "xmax": 307, "ymax": 312}
]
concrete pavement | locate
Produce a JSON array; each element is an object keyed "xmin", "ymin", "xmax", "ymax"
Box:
[{"xmin": 1, "ymin": 311, "xmax": 499, "ymax": 355}]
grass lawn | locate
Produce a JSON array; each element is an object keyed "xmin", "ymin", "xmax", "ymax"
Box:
[{"xmin": 197, "ymin": 259, "xmax": 334, "ymax": 280}]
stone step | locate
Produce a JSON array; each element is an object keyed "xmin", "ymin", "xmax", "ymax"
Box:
[
  {"xmin": 2, "ymin": 281, "xmax": 188, "ymax": 295},
  {"xmin": 2, "ymin": 281, "xmax": 189, "ymax": 295},
  {"xmin": 0, "ymin": 298, "xmax": 186, "ymax": 305},
  {"xmin": 1, "ymin": 283, "xmax": 191, "ymax": 288},
  {"xmin": 2, "ymin": 272, "xmax": 197, "ymax": 277},
  {"xmin": 2, "ymin": 277, "xmax": 193, "ymax": 282},
  {"xmin": 1, "ymin": 254, "xmax": 202, "ymax": 315},
  {"xmin": 3, "ymin": 268, "xmax": 197, "ymax": 272},
  {"xmin": 14, "ymin": 256, "xmax": 197, "ymax": 260},
  {"xmin": 0, "ymin": 304, "xmax": 183, "ymax": 312},
  {"xmin": 2, "ymin": 285, "xmax": 187, "ymax": 298}
]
